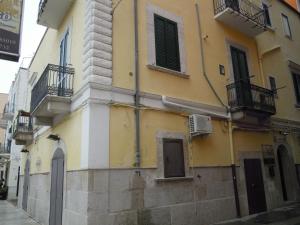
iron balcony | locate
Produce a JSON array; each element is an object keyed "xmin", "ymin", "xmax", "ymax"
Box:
[
  {"xmin": 213, "ymin": 0, "xmax": 267, "ymax": 37},
  {"xmin": 30, "ymin": 64, "xmax": 74, "ymax": 126},
  {"xmin": 12, "ymin": 111, "xmax": 33, "ymax": 146},
  {"xmin": 227, "ymin": 81, "xmax": 276, "ymax": 117}
]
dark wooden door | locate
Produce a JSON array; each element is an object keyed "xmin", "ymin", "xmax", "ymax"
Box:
[
  {"xmin": 49, "ymin": 149, "xmax": 64, "ymax": 225},
  {"xmin": 244, "ymin": 159, "xmax": 267, "ymax": 215},
  {"xmin": 22, "ymin": 159, "xmax": 30, "ymax": 211},
  {"xmin": 231, "ymin": 46, "xmax": 253, "ymax": 108}
]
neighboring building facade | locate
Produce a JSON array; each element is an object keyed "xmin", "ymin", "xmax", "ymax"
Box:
[
  {"xmin": 0, "ymin": 93, "xmax": 9, "ymax": 190},
  {"xmin": 14, "ymin": 1, "xmax": 300, "ymax": 225},
  {"xmin": 256, "ymin": 0, "xmax": 300, "ymax": 203},
  {"xmin": 3, "ymin": 68, "xmax": 30, "ymax": 200}
]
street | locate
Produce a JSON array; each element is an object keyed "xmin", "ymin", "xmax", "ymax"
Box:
[
  {"xmin": 216, "ymin": 203, "xmax": 300, "ymax": 225},
  {"xmin": 0, "ymin": 201, "xmax": 39, "ymax": 225}
]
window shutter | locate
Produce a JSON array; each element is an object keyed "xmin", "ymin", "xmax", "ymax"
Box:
[
  {"xmin": 163, "ymin": 139, "xmax": 185, "ymax": 178},
  {"xmin": 154, "ymin": 15, "xmax": 181, "ymax": 72},
  {"xmin": 155, "ymin": 16, "xmax": 167, "ymax": 68},
  {"xmin": 269, "ymin": 76, "xmax": 277, "ymax": 96},
  {"xmin": 292, "ymin": 73, "xmax": 300, "ymax": 104}
]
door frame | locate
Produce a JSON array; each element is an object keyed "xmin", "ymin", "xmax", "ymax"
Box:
[
  {"xmin": 244, "ymin": 158, "xmax": 267, "ymax": 215},
  {"xmin": 22, "ymin": 159, "xmax": 30, "ymax": 211},
  {"xmin": 49, "ymin": 143, "xmax": 67, "ymax": 225},
  {"xmin": 49, "ymin": 148, "xmax": 65, "ymax": 225},
  {"xmin": 275, "ymin": 143, "xmax": 298, "ymax": 202},
  {"xmin": 226, "ymin": 40, "xmax": 253, "ymax": 83},
  {"xmin": 239, "ymin": 151, "xmax": 268, "ymax": 216}
]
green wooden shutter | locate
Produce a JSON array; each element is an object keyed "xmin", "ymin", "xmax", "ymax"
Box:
[{"xmin": 154, "ymin": 15, "xmax": 181, "ymax": 72}]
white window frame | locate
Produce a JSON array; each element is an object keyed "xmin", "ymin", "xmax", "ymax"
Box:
[
  {"xmin": 281, "ymin": 13, "xmax": 292, "ymax": 39},
  {"xmin": 146, "ymin": 4, "xmax": 187, "ymax": 74}
]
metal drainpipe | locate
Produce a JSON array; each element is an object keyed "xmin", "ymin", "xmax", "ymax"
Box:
[
  {"xmin": 228, "ymin": 119, "xmax": 241, "ymax": 218},
  {"xmin": 134, "ymin": 0, "xmax": 141, "ymax": 170}
]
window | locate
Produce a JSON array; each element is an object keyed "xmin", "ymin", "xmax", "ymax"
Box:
[
  {"xmin": 269, "ymin": 76, "xmax": 277, "ymax": 97},
  {"xmin": 282, "ymin": 14, "xmax": 292, "ymax": 38},
  {"xmin": 292, "ymin": 73, "xmax": 300, "ymax": 106},
  {"xmin": 163, "ymin": 139, "xmax": 185, "ymax": 178},
  {"xmin": 262, "ymin": 3, "xmax": 271, "ymax": 27},
  {"xmin": 154, "ymin": 14, "xmax": 181, "ymax": 72}
]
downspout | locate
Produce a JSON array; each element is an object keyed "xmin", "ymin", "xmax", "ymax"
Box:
[
  {"xmin": 134, "ymin": 0, "xmax": 141, "ymax": 169},
  {"xmin": 195, "ymin": 2, "xmax": 240, "ymax": 218},
  {"xmin": 228, "ymin": 118, "xmax": 241, "ymax": 218}
]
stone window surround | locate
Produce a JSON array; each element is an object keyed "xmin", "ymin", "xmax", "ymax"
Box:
[
  {"xmin": 146, "ymin": 3, "xmax": 187, "ymax": 76},
  {"xmin": 155, "ymin": 131, "xmax": 192, "ymax": 181}
]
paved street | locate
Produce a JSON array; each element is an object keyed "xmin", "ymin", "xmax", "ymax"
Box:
[
  {"xmin": 0, "ymin": 200, "xmax": 300, "ymax": 225},
  {"xmin": 0, "ymin": 201, "xmax": 39, "ymax": 225},
  {"xmin": 216, "ymin": 203, "xmax": 300, "ymax": 225}
]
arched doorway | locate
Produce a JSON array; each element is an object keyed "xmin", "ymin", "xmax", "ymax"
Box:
[
  {"xmin": 277, "ymin": 145, "xmax": 292, "ymax": 201},
  {"xmin": 22, "ymin": 159, "xmax": 30, "ymax": 211},
  {"xmin": 49, "ymin": 149, "xmax": 64, "ymax": 225}
]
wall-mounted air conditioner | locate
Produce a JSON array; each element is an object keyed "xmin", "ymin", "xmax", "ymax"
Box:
[{"xmin": 189, "ymin": 114, "xmax": 213, "ymax": 137}]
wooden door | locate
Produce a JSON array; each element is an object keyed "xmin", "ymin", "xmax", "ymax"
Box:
[{"xmin": 244, "ymin": 159, "xmax": 267, "ymax": 215}]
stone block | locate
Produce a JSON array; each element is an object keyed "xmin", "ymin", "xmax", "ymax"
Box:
[{"xmin": 138, "ymin": 207, "xmax": 171, "ymax": 225}]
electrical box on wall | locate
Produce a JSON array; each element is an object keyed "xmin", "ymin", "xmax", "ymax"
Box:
[{"xmin": 189, "ymin": 114, "xmax": 213, "ymax": 137}]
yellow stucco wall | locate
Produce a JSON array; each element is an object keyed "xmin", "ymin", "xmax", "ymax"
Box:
[
  {"xmin": 112, "ymin": 0, "xmax": 263, "ymax": 107},
  {"xmin": 22, "ymin": 109, "xmax": 82, "ymax": 175},
  {"xmin": 110, "ymin": 106, "xmax": 232, "ymax": 168},
  {"xmin": 29, "ymin": 0, "xmax": 84, "ymax": 94}
]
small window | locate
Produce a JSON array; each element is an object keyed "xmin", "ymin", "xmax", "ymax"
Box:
[
  {"xmin": 163, "ymin": 139, "xmax": 185, "ymax": 178},
  {"xmin": 292, "ymin": 73, "xmax": 300, "ymax": 106},
  {"xmin": 154, "ymin": 14, "xmax": 181, "ymax": 72},
  {"xmin": 269, "ymin": 76, "xmax": 277, "ymax": 97},
  {"xmin": 282, "ymin": 14, "xmax": 292, "ymax": 38},
  {"xmin": 263, "ymin": 3, "xmax": 271, "ymax": 27}
]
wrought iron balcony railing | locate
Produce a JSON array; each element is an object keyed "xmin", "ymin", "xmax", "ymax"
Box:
[
  {"xmin": 213, "ymin": 0, "xmax": 266, "ymax": 27},
  {"xmin": 227, "ymin": 81, "xmax": 276, "ymax": 115},
  {"xmin": 12, "ymin": 111, "xmax": 33, "ymax": 138},
  {"xmin": 30, "ymin": 64, "xmax": 74, "ymax": 112}
]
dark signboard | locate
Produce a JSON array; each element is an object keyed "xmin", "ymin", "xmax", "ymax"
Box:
[{"xmin": 0, "ymin": 0, "xmax": 24, "ymax": 62}]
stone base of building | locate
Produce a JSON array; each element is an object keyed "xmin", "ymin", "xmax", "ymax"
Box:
[
  {"xmin": 17, "ymin": 166, "xmax": 292, "ymax": 225},
  {"xmin": 7, "ymin": 186, "xmax": 17, "ymax": 200}
]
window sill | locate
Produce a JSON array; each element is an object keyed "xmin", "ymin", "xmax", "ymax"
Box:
[
  {"xmin": 155, "ymin": 176, "xmax": 194, "ymax": 182},
  {"xmin": 266, "ymin": 26, "xmax": 275, "ymax": 32},
  {"xmin": 295, "ymin": 104, "xmax": 300, "ymax": 109},
  {"xmin": 147, "ymin": 64, "xmax": 189, "ymax": 79}
]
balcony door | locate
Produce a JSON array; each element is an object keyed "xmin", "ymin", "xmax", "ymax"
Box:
[
  {"xmin": 230, "ymin": 46, "xmax": 253, "ymax": 109},
  {"xmin": 58, "ymin": 31, "xmax": 69, "ymax": 96}
]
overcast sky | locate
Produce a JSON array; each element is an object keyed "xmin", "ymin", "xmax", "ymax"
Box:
[{"xmin": 0, "ymin": 0, "xmax": 46, "ymax": 94}]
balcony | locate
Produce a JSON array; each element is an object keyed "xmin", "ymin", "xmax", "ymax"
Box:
[
  {"xmin": 12, "ymin": 111, "xmax": 33, "ymax": 146},
  {"xmin": 31, "ymin": 64, "xmax": 74, "ymax": 126},
  {"xmin": 213, "ymin": 0, "xmax": 266, "ymax": 37},
  {"xmin": 37, "ymin": 0, "xmax": 75, "ymax": 29},
  {"xmin": 227, "ymin": 81, "xmax": 276, "ymax": 122},
  {"xmin": 2, "ymin": 103, "xmax": 14, "ymax": 121}
]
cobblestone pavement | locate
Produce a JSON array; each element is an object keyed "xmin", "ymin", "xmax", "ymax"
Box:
[
  {"xmin": 0, "ymin": 201, "xmax": 39, "ymax": 225},
  {"xmin": 215, "ymin": 203, "xmax": 300, "ymax": 225}
]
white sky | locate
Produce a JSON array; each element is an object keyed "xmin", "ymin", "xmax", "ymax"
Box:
[{"xmin": 0, "ymin": 0, "xmax": 46, "ymax": 94}]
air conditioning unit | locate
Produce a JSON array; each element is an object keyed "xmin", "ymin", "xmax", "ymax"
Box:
[{"xmin": 189, "ymin": 114, "xmax": 213, "ymax": 137}]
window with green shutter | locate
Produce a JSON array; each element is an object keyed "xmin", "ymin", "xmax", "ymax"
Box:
[{"xmin": 154, "ymin": 14, "xmax": 181, "ymax": 72}]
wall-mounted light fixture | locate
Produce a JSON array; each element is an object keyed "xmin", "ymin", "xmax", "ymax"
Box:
[
  {"xmin": 47, "ymin": 134, "xmax": 60, "ymax": 142},
  {"xmin": 21, "ymin": 149, "xmax": 29, "ymax": 153}
]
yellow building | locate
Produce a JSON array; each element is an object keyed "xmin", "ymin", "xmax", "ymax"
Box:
[{"xmin": 14, "ymin": 0, "xmax": 300, "ymax": 225}]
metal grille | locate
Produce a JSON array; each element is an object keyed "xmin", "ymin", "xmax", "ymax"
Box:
[
  {"xmin": 213, "ymin": 0, "xmax": 266, "ymax": 28},
  {"xmin": 12, "ymin": 111, "xmax": 33, "ymax": 137},
  {"xmin": 227, "ymin": 81, "xmax": 276, "ymax": 115},
  {"xmin": 30, "ymin": 64, "xmax": 74, "ymax": 112}
]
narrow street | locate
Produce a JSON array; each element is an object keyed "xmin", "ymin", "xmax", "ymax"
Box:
[
  {"xmin": 216, "ymin": 203, "xmax": 300, "ymax": 225},
  {"xmin": 0, "ymin": 201, "xmax": 39, "ymax": 225}
]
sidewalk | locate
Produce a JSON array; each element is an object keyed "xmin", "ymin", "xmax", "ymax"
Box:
[
  {"xmin": 215, "ymin": 202, "xmax": 300, "ymax": 225},
  {"xmin": 0, "ymin": 201, "xmax": 39, "ymax": 225}
]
